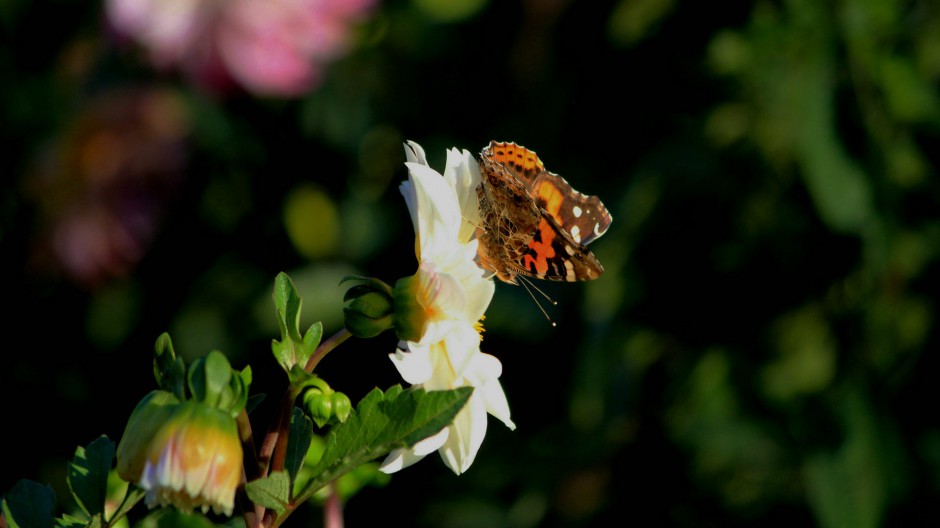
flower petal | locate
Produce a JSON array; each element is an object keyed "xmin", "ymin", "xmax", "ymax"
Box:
[
  {"xmin": 404, "ymin": 140, "xmax": 428, "ymax": 165},
  {"xmin": 379, "ymin": 427, "xmax": 448, "ymax": 474}
]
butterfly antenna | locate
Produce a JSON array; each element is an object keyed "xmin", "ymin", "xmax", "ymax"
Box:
[{"xmin": 517, "ymin": 275, "xmax": 557, "ymax": 327}]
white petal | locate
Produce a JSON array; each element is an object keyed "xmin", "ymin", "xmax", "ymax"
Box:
[
  {"xmin": 443, "ymin": 148, "xmax": 482, "ymax": 244},
  {"xmin": 440, "ymin": 323, "xmax": 483, "ymax": 378},
  {"xmin": 404, "ymin": 162, "xmax": 462, "ymax": 256},
  {"xmin": 438, "ymin": 395, "xmax": 488, "ymax": 474},
  {"xmin": 413, "ymin": 427, "xmax": 450, "ymax": 455},
  {"xmin": 403, "ymin": 140, "xmax": 428, "ymax": 165},
  {"xmin": 388, "ymin": 342, "xmax": 432, "ymax": 385},
  {"xmin": 464, "ymin": 353, "xmax": 514, "ymax": 430},
  {"xmin": 479, "ymin": 378, "xmax": 515, "ymax": 430},
  {"xmin": 379, "ymin": 448, "xmax": 426, "ymax": 474},
  {"xmin": 378, "ymin": 427, "xmax": 449, "ymax": 474}
]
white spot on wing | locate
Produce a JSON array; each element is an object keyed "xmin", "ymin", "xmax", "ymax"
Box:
[
  {"xmin": 572, "ymin": 206, "xmax": 582, "ymax": 218},
  {"xmin": 571, "ymin": 225, "xmax": 581, "ymax": 242}
]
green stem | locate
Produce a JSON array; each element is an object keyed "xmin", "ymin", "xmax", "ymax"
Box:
[
  {"xmin": 251, "ymin": 327, "xmax": 354, "ymax": 528},
  {"xmin": 304, "ymin": 327, "xmax": 352, "ymax": 373}
]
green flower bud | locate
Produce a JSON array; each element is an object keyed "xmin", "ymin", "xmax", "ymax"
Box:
[
  {"xmin": 303, "ymin": 388, "xmax": 333, "ymax": 428},
  {"xmin": 343, "ymin": 278, "xmax": 395, "ymax": 338},
  {"xmin": 330, "ymin": 392, "xmax": 352, "ymax": 424}
]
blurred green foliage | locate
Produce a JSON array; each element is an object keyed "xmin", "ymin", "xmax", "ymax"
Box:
[{"xmin": 3, "ymin": 0, "xmax": 940, "ymax": 526}]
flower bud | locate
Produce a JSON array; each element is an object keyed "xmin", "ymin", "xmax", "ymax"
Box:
[
  {"xmin": 303, "ymin": 388, "xmax": 332, "ymax": 428},
  {"xmin": 330, "ymin": 392, "xmax": 352, "ymax": 424},
  {"xmin": 137, "ymin": 401, "xmax": 243, "ymax": 516},
  {"xmin": 343, "ymin": 279, "xmax": 395, "ymax": 338}
]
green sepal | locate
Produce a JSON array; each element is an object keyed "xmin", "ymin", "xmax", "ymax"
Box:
[
  {"xmin": 186, "ymin": 351, "xmax": 249, "ymax": 417},
  {"xmin": 295, "ymin": 386, "xmax": 472, "ymax": 502},
  {"xmin": 271, "ymin": 273, "xmax": 322, "ymax": 372},
  {"xmin": 391, "ymin": 274, "xmax": 426, "ymax": 342},
  {"xmin": 115, "ymin": 390, "xmax": 180, "ymax": 483},
  {"xmin": 153, "ymin": 333, "xmax": 186, "ymax": 399},
  {"xmin": 245, "ymin": 471, "xmax": 290, "ymax": 515},
  {"xmin": 2, "ymin": 479, "xmax": 56, "ymax": 528},
  {"xmin": 286, "ymin": 408, "xmax": 313, "ymax": 489},
  {"xmin": 67, "ymin": 435, "xmax": 114, "ymax": 519}
]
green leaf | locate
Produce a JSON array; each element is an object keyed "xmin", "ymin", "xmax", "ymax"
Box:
[
  {"xmin": 245, "ymin": 471, "xmax": 291, "ymax": 515},
  {"xmin": 274, "ymin": 272, "xmax": 303, "ymax": 344},
  {"xmin": 55, "ymin": 513, "xmax": 88, "ymax": 527},
  {"xmin": 2, "ymin": 479, "xmax": 56, "ymax": 528},
  {"xmin": 67, "ymin": 436, "xmax": 114, "ymax": 518},
  {"xmin": 298, "ymin": 386, "xmax": 472, "ymax": 500},
  {"xmin": 271, "ymin": 274, "xmax": 322, "ymax": 372},
  {"xmin": 153, "ymin": 333, "xmax": 186, "ymax": 398},
  {"xmin": 286, "ymin": 408, "xmax": 313, "ymax": 489},
  {"xmin": 300, "ymin": 321, "xmax": 323, "ymax": 367},
  {"xmin": 108, "ymin": 485, "xmax": 145, "ymax": 526},
  {"xmin": 187, "ymin": 351, "xmax": 233, "ymax": 407}
]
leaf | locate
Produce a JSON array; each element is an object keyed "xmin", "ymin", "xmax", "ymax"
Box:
[
  {"xmin": 55, "ymin": 513, "xmax": 88, "ymax": 527},
  {"xmin": 2, "ymin": 479, "xmax": 56, "ymax": 528},
  {"xmin": 286, "ymin": 408, "xmax": 313, "ymax": 489},
  {"xmin": 153, "ymin": 333, "xmax": 185, "ymax": 398},
  {"xmin": 274, "ymin": 272, "xmax": 303, "ymax": 344},
  {"xmin": 298, "ymin": 386, "xmax": 472, "ymax": 500},
  {"xmin": 67, "ymin": 436, "xmax": 115, "ymax": 518},
  {"xmin": 271, "ymin": 273, "xmax": 321, "ymax": 371},
  {"xmin": 108, "ymin": 485, "xmax": 145, "ymax": 526},
  {"xmin": 245, "ymin": 471, "xmax": 291, "ymax": 515}
]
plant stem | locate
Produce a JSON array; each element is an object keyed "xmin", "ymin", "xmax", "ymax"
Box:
[
  {"xmin": 305, "ymin": 327, "xmax": 352, "ymax": 373},
  {"xmin": 325, "ymin": 481, "xmax": 344, "ymax": 528},
  {"xmin": 249, "ymin": 327, "xmax": 354, "ymax": 527}
]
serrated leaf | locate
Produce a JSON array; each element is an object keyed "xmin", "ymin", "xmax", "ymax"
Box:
[
  {"xmin": 286, "ymin": 408, "xmax": 313, "ymax": 488},
  {"xmin": 298, "ymin": 386, "xmax": 472, "ymax": 499},
  {"xmin": 55, "ymin": 513, "xmax": 88, "ymax": 527},
  {"xmin": 2, "ymin": 479, "xmax": 56, "ymax": 528},
  {"xmin": 245, "ymin": 472, "xmax": 290, "ymax": 515},
  {"xmin": 67, "ymin": 436, "xmax": 114, "ymax": 518}
]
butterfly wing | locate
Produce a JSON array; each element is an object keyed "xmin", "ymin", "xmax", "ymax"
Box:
[{"xmin": 481, "ymin": 141, "xmax": 612, "ymax": 246}]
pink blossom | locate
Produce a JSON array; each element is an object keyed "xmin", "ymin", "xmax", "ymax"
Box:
[{"xmin": 106, "ymin": 0, "xmax": 377, "ymax": 97}]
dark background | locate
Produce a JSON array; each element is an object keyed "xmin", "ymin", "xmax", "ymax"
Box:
[{"xmin": 3, "ymin": 0, "xmax": 940, "ymax": 526}]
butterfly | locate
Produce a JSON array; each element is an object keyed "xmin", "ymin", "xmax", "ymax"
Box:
[{"xmin": 475, "ymin": 141, "xmax": 612, "ymax": 285}]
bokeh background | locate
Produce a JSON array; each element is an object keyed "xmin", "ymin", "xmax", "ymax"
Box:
[{"xmin": 3, "ymin": 0, "xmax": 940, "ymax": 526}]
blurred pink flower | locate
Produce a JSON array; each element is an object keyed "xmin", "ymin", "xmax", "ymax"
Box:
[{"xmin": 105, "ymin": 0, "xmax": 377, "ymax": 97}]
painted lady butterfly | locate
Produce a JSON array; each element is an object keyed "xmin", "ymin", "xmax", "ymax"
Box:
[{"xmin": 476, "ymin": 141, "xmax": 612, "ymax": 284}]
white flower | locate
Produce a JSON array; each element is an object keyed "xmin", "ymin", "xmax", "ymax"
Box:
[{"xmin": 381, "ymin": 141, "xmax": 515, "ymax": 475}]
